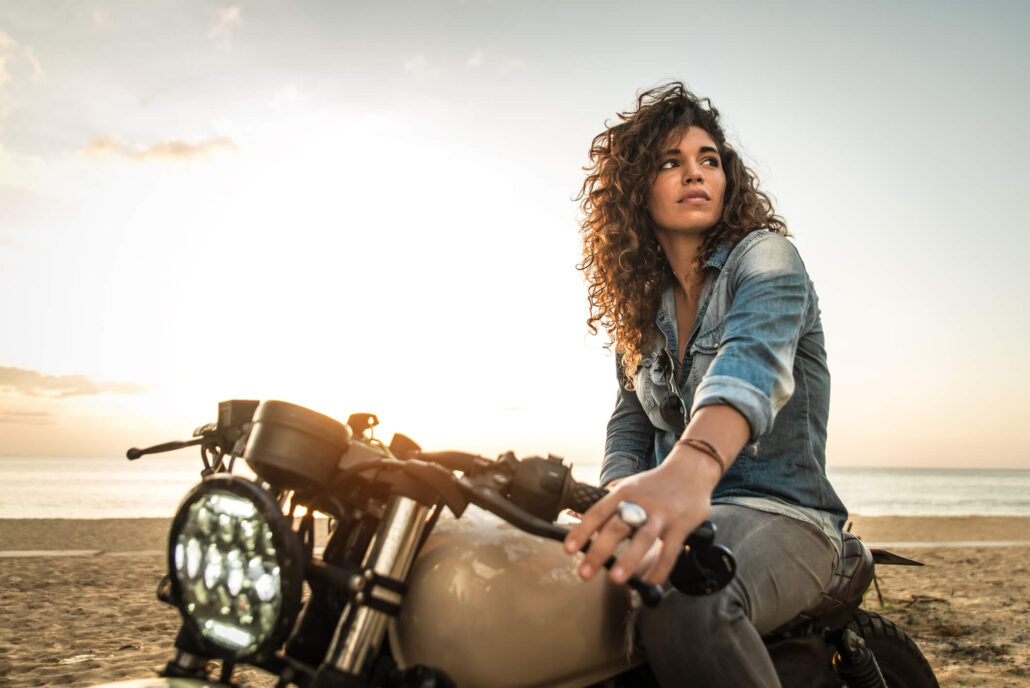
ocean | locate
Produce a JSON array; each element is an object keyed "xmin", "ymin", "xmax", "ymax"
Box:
[{"xmin": 1, "ymin": 456, "xmax": 1029, "ymax": 519}]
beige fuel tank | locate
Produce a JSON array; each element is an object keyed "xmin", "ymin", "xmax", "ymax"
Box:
[{"xmin": 388, "ymin": 507, "xmax": 638, "ymax": 688}]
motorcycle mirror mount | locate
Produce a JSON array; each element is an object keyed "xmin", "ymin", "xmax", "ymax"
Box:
[{"xmin": 126, "ymin": 398, "xmax": 261, "ymax": 462}]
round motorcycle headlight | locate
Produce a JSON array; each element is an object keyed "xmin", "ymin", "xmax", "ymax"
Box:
[{"xmin": 168, "ymin": 475, "xmax": 304, "ymax": 662}]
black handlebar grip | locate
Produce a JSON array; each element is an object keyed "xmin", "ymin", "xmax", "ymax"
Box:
[{"xmin": 563, "ymin": 480, "xmax": 609, "ymax": 514}]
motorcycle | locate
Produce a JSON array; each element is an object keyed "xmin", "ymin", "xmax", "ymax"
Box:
[{"xmin": 91, "ymin": 399, "xmax": 938, "ymax": 688}]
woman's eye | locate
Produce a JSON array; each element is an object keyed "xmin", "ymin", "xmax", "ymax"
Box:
[
  {"xmin": 659, "ymin": 159, "xmax": 677, "ymax": 170},
  {"xmin": 702, "ymin": 157, "xmax": 721, "ymax": 168}
]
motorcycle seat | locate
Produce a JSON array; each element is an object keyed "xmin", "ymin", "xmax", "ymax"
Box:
[{"xmin": 772, "ymin": 531, "xmax": 874, "ymax": 632}]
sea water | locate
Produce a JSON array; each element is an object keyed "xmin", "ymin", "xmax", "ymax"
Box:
[
  {"xmin": 1, "ymin": 456, "xmax": 1029, "ymax": 519},
  {"xmin": 826, "ymin": 466, "xmax": 1030, "ymax": 516},
  {"xmin": 0, "ymin": 455, "xmax": 232, "ymax": 519}
]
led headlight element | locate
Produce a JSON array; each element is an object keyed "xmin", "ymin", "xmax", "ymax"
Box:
[{"xmin": 168, "ymin": 476, "xmax": 303, "ymax": 661}]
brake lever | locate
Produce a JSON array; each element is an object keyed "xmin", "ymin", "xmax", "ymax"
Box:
[
  {"xmin": 126, "ymin": 436, "xmax": 206, "ymax": 460},
  {"xmin": 577, "ymin": 539, "xmax": 664, "ymax": 607}
]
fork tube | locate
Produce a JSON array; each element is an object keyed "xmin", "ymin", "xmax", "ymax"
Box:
[{"xmin": 325, "ymin": 496, "xmax": 431, "ymax": 677}]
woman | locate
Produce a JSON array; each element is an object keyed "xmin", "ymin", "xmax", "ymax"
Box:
[{"xmin": 563, "ymin": 82, "xmax": 848, "ymax": 686}]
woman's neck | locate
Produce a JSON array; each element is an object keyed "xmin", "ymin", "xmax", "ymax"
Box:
[{"xmin": 656, "ymin": 231, "xmax": 704, "ymax": 298}]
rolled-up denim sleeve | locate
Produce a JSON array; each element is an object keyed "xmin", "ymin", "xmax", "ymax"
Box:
[
  {"xmin": 600, "ymin": 358, "xmax": 654, "ymax": 487},
  {"xmin": 691, "ymin": 235, "xmax": 811, "ymax": 441}
]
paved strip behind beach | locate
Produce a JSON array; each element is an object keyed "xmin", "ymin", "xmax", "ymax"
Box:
[
  {"xmin": 1, "ymin": 515, "xmax": 1027, "ymax": 552},
  {"xmin": 5, "ymin": 541, "xmax": 1030, "ymax": 559},
  {"xmin": 1, "ymin": 515, "xmax": 1028, "ymax": 558}
]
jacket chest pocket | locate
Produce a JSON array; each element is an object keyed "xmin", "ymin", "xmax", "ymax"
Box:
[{"xmin": 689, "ymin": 329, "xmax": 721, "ymax": 387}]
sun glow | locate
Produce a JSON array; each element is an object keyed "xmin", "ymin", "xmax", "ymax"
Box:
[{"xmin": 2, "ymin": 3, "xmax": 1028, "ymax": 469}]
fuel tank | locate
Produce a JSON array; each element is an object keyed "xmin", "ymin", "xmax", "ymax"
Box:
[
  {"xmin": 90, "ymin": 680, "xmax": 218, "ymax": 687},
  {"xmin": 388, "ymin": 507, "xmax": 638, "ymax": 688}
]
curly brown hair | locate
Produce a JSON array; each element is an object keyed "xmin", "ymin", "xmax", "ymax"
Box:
[{"xmin": 577, "ymin": 81, "xmax": 788, "ymax": 386}]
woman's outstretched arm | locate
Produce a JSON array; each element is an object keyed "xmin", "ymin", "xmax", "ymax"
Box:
[{"xmin": 565, "ymin": 403, "xmax": 749, "ymax": 585}]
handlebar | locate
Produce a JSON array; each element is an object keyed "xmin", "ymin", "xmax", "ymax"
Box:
[
  {"xmin": 129, "ymin": 402, "xmax": 736, "ymax": 607},
  {"xmin": 427, "ymin": 450, "xmax": 735, "ymax": 605},
  {"xmin": 561, "ymin": 481, "xmax": 609, "ymax": 515},
  {"xmin": 125, "ymin": 418, "xmax": 247, "ymax": 476}
]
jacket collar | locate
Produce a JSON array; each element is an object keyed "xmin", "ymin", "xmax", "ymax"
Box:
[
  {"xmin": 655, "ymin": 240, "xmax": 732, "ymax": 350},
  {"xmin": 705, "ymin": 241, "xmax": 732, "ymax": 270}
]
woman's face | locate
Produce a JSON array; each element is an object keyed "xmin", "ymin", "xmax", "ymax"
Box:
[{"xmin": 647, "ymin": 126, "xmax": 726, "ymax": 236}]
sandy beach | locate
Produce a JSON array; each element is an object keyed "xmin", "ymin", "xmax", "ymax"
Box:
[{"xmin": 1, "ymin": 515, "xmax": 1028, "ymax": 687}]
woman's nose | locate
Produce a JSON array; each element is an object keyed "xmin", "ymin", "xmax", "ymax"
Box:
[{"xmin": 682, "ymin": 162, "xmax": 703, "ymax": 183}]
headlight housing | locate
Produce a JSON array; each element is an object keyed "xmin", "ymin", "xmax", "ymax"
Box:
[{"xmin": 168, "ymin": 475, "xmax": 304, "ymax": 662}]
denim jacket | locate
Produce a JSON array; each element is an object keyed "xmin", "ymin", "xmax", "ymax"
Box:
[{"xmin": 600, "ymin": 230, "xmax": 848, "ymax": 531}]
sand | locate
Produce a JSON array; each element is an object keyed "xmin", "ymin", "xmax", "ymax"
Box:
[{"xmin": 1, "ymin": 516, "xmax": 1028, "ymax": 687}]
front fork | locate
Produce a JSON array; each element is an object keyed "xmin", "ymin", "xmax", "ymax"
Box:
[{"xmin": 313, "ymin": 496, "xmax": 433, "ymax": 686}]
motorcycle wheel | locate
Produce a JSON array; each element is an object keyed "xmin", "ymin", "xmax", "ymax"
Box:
[{"xmin": 846, "ymin": 609, "xmax": 939, "ymax": 688}]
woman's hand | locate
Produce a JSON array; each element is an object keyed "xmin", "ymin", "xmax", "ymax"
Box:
[{"xmin": 563, "ymin": 443, "xmax": 723, "ymax": 585}]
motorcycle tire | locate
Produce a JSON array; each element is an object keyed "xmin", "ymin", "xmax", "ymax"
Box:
[{"xmin": 845, "ymin": 609, "xmax": 939, "ymax": 688}]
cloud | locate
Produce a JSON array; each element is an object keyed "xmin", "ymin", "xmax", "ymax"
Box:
[
  {"xmin": 83, "ymin": 135, "xmax": 238, "ymax": 161},
  {"xmin": 22, "ymin": 46, "xmax": 43, "ymax": 80},
  {"xmin": 464, "ymin": 49, "xmax": 526, "ymax": 75},
  {"xmin": 271, "ymin": 85, "xmax": 302, "ymax": 107},
  {"xmin": 404, "ymin": 55, "xmax": 427, "ymax": 73},
  {"xmin": 0, "ymin": 30, "xmax": 44, "ymax": 87},
  {"xmin": 131, "ymin": 137, "xmax": 238, "ymax": 161},
  {"xmin": 0, "ymin": 410, "xmax": 55, "ymax": 425},
  {"xmin": 208, "ymin": 5, "xmax": 242, "ymax": 49},
  {"xmin": 407, "ymin": 50, "xmax": 525, "ymax": 77},
  {"xmin": 0, "ymin": 30, "xmax": 44, "ymax": 120},
  {"xmin": 496, "ymin": 59, "xmax": 527, "ymax": 75},
  {"xmin": 83, "ymin": 134, "xmax": 123, "ymax": 156},
  {"xmin": 403, "ymin": 55, "xmax": 442, "ymax": 77},
  {"xmin": 0, "ymin": 142, "xmax": 52, "ymax": 196},
  {"xmin": 0, "ymin": 366, "xmax": 148, "ymax": 398}
]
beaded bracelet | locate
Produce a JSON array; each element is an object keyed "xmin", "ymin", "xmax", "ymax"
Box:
[{"xmin": 675, "ymin": 438, "xmax": 727, "ymax": 477}]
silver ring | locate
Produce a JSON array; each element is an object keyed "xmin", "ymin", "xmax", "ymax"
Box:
[{"xmin": 616, "ymin": 501, "xmax": 648, "ymax": 530}]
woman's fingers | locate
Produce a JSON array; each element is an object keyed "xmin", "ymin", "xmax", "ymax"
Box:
[
  {"xmin": 576, "ymin": 512, "xmax": 633, "ymax": 580},
  {"xmin": 609, "ymin": 521, "xmax": 662, "ymax": 583},
  {"xmin": 633, "ymin": 540, "xmax": 662, "ymax": 577},
  {"xmin": 643, "ymin": 522, "xmax": 691, "ymax": 584},
  {"xmin": 564, "ymin": 467, "xmax": 709, "ymax": 584},
  {"xmin": 563, "ymin": 491, "xmax": 619, "ymax": 555}
]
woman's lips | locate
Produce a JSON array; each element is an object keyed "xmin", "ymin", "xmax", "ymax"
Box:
[{"xmin": 678, "ymin": 189, "xmax": 710, "ymax": 204}]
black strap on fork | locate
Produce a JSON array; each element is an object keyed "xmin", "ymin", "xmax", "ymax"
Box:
[
  {"xmin": 299, "ymin": 512, "xmax": 316, "ymax": 560},
  {"xmin": 306, "ymin": 559, "xmax": 409, "ymax": 617},
  {"xmin": 352, "ymin": 570, "xmax": 408, "ymax": 616}
]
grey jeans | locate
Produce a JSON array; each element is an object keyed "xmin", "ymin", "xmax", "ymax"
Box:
[{"xmin": 636, "ymin": 504, "xmax": 838, "ymax": 687}]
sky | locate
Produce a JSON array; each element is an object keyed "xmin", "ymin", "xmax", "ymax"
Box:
[{"xmin": 1, "ymin": 0, "xmax": 1028, "ymax": 469}]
